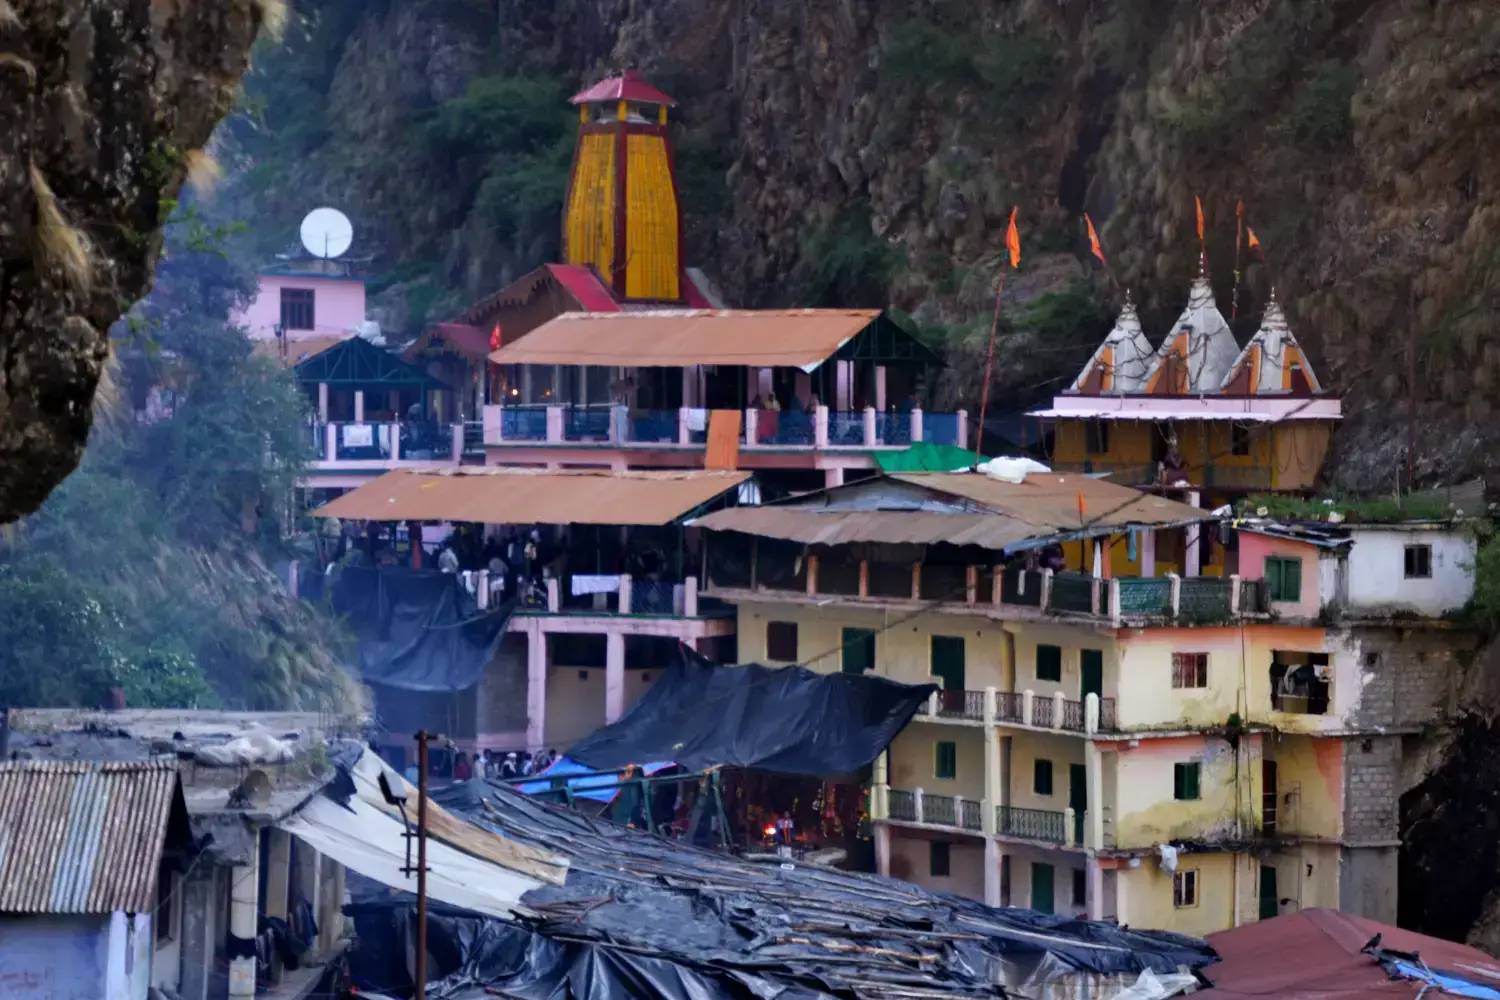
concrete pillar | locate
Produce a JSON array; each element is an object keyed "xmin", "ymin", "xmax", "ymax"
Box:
[
  {"xmin": 228, "ymin": 859, "xmax": 259, "ymax": 1000},
  {"xmin": 618, "ymin": 573, "xmax": 633, "ymax": 615},
  {"xmin": 1085, "ymin": 693, "xmax": 1100, "ymax": 735},
  {"xmin": 1168, "ymin": 572, "xmax": 1182, "ymax": 617},
  {"xmin": 824, "ymin": 466, "xmax": 844, "ymax": 489},
  {"xmin": 546, "ymin": 405, "xmax": 564, "ymax": 443},
  {"xmin": 836, "ymin": 361, "xmax": 852, "ymax": 410},
  {"xmin": 605, "ymin": 631, "xmax": 626, "ymax": 723},
  {"xmin": 317, "ymin": 382, "xmax": 329, "ymax": 422},
  {"xmin": 292, "ymin": 844, "xmax": 322, "ymax": 960},
  {"xmin": 318, "ymin": 856, "xmax": 345, "ymax": 955},
  {"xmin": 814, "ymin": 406, "xmax": 829, "ymax": 448},
  {"xmin": 475, "ymin": 569, "xmax": 490, "ymax": 610},
  {"xmin": 1185, "ymin": 490, "xmax": 1202, "ymax": 577},
  {"xmin": 806, "ymin": 555, "xmax": 819, "ymax": 595},
  {"xmin": 863, "ymin": 406, "xmax": 877, "ymax": 447},
  {"xmin": 984, "ymin": 838, "xmax": 1002, "ymax": 907},
  {"xmin": 1086, "ymin": 742, "xmax": 1104, "ymax": 851},
  {"xmin": 1022, "ymin": 690, "xmax": 1035, "ymax": 729},
  {"xmin": 743, "ymin": 408, "xmax": 759, "ymax": 448},
  {"xmin": 875, "ymin": 366, "xmax": 887, "ymax": 411},
  {"xmin": 758, "ymin": 368, "xmax": 773, "ymax": 400},
  {"xmin": 1041, "ymin": 568, "xmax": 1054, "ymax": 609},
  {"xmin": 678, "ymin": 406, "xmax": 691, "ymax": 445},
  {"xmin": 911, "ymin": 408, "xmax": 924, "ymax": 442},
  {"xmin": 858, "ymin": 560, "xmax": 870, "ymax": 598},
  {"xmin": 914, "ymin": 787, "xmax": 925, "ymax": 825},
  {"xmin": 546, "ymin": 576, "xmax": 560, "ymax": 612},
  {"xmin": 1141, "ymin": 529, "xmax": 1156, "ymax": 577},
  {"xmin": 1064, "ymin": 807, "xmax": 1078, "ymax": 847},
  {"xmin": 353, "ymin": 390, "xmax": 364, "ymax": 423},
  {"xmin": 1052, "ymin": 691, "xmax": 1066, "ymax": 731},
  {"xmin": 179, "ymin": 866, "xmax": 217, "ymax": 1000},
  {"xmin": 911, "ymin": 563, "xmax": 922, "ymax": 600},
  {"xmin": 956, "ymin": 409, "xmax": 968, "ymax": 450},
  {"xmin": 875, "ymin": 824, "xmax": 891, "ymax": 877},
  {"xmin": 966, "ymin": 565, "xmax": 979, "ymax": 604},
  {"xmin": 1229, "ymin": 573, "xmax": 1242, "ymax": 614},
  {"xmin": 1108, "ymin": 578, "xmax": 1121, "ymax": 625},
  {"xmin": 265, "ymin": 829, "xmax": 292, "ymax": 919},
  {"xmin": 1088, "ymin": 860, "xmax": 1105, "ymax": 920},
  {"xmin": 390, "ymin": 422, "xmax": 401, "ymax": 460},
  {"xmin": 324, "ymin": 422, "xmax": 337, "ymax": 462},
  {"xmin": 684, "ymin": 576, "xmax": 699, "ymax": 617},
  {"xmin": 526, "ymin": 623, "xmax": 546, "ymax": 752},
  {"xmin": 450, "ymin": 422, "xmax": 464, "ymax": 461}
]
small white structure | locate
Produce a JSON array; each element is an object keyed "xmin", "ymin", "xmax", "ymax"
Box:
[{"xmin": 1338, "ymin": 523, "xmax": 1476, "ymax": 617}]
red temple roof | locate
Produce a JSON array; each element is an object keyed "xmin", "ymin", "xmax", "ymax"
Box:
[{"xmin": 569, "ymin": 71, "xmax": 677, "ymax": 107}]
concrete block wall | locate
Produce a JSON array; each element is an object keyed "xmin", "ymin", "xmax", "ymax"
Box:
[
  {"xmin": 1343, "ymin": 735, "xmax": 1401, "ymax": 844},
  {"xmin": 1342, "ymin": 626, "xmax": 1473, "ymax": 730}
]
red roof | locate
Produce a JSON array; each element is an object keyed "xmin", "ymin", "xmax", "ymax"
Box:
[
  {"xmin": 569, "ymin": 71, "xmax": 677, "ymax": 107},
  {"xmin": 546, "ymin": 264, "xmax": 622, "ymax": 313},
  {"xmin": 1202, "ymin": 909, "xmax": 1500, "ymax": 999}
]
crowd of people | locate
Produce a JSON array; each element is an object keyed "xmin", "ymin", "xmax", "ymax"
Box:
[{"xmin": 449, "ymin": 747, "xmax": 559, "ymax": 781}]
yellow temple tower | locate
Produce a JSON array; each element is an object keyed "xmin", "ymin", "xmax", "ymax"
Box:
[{"xmin": 564, "ymin": 71, "xmax": 683, "ymax": 302}]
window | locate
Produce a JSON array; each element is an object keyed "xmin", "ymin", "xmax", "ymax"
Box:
[
  {"xmin": 1270, "ymin": 650, "xmax": 1331, "ymax": 715},
  {"xmin": 766, "ymin": 621, "xmax": 798, "ymax": 661},
  {"xmin": 1034, "ymin": 758, "xmax": 1054, "ymax": 796},
  {"xmin": 1036, "ymin": 644, "xmax": 1063, "ymax": 682},
  {"xmin": 279, "ymin": 287, "xmax": 315, "ymax": 331},
  {"xmin": 1231, "ymin": 422, "xmax": 1252, "ymax": 456},
  {"xmin": 1085, "ymin": 420, "xmax": 1110, "ymax": 455},
  {"xmin": 930, "ymin": 840, "xmax": 951, "ymax": 877},
  {"xmin": 1072, "ymin": 868, "xmax": 1088, "ymax": 908},
  {"xmin": 1405, "ymin": 544, "xmax": 1433, "ymax": 579},
  {"xmin": 841, "ymin": 627, "xmax": 877, "ymax": 674},
  {"xmin": 1171, "ymin": 652, "xmax": 1208, "ymax": 689},
  {"xmin": 1174, "ymin": 762, "xmax": 1201, "ymax": 800},
  {"xmin": 1264, "ymin": 556, "xmax": 1302, "ymax": 602},
  {"xmin": 935, "ymin": 741, "xmax": 957, "ymax": 780},
  {"xmin": 154, "ymin": 869, "xmax": 175, "ymax": 943},
  {"xmin": 1173, "ymin": 869, "xmax": 1199, "ymax": 908}
]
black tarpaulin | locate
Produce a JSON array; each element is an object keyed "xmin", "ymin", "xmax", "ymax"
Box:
[
  {"xmin": 331, "ymin": 566, "xmax": 513, "ymax": 691},
  {"xmin": 566, "ymin": 648, "xmax": 937, "ymax": 775},
  {"xmin": 341, "ymin": 778, "xmax": 1218, "ymax": 1000}
]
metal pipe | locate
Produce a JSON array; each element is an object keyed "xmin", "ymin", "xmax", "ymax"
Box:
[{"xmin": 416, "ymin": 730, "xmax": 430, "ymax": 1000}]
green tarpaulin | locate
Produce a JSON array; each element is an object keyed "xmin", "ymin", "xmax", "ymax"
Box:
[{"xmin": 875, "ymin": 442, "xmax": 978, "ymax": 472}]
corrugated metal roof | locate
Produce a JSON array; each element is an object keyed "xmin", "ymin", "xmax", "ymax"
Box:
[
  {"xmin": 693, "ymin": 472, "xmax": 1213, "ymax": 550},
  {"xmin": 488, "ymin": 309, "xmax": 881, "ymax": 370},
  {"xmin": 0, "ymin": 759, "xmax": 183, "ymax": 914},
  {"xmin": 315, "ymin": 467, "xmax": 750, "ymax": 526}
]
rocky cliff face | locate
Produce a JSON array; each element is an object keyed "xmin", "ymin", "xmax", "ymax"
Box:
[
  {"xmin": 229, "ymin": 0, "xmax": 1500, "ymax": 487},
  {"xmin": 0, "ymin": 0, "xmax": 272, "ymax": 523}
]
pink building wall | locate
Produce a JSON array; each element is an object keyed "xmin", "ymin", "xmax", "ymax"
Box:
[
  {"xmin": 1238, "ymin": 531, "xmax": 1321, "ymax": 618},
  {"xmin": 231, "ymin": 273, "xmax": 367, "ymax": 340}
]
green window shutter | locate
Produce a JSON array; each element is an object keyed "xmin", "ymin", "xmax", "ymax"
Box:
[
  {"xmin": 935, "ymin": 741, "xmax": 957, "ymax": 779},
  {"xmin": 1037, "ymin": 644, "xmax": 1062, "ymax": 682},
  {"xmin": 1282, "ymin": 558, "xmax": 1301, "ymax": 602},
  {"xmin": 1174, "ymin": 763, "xmax": 1201, "ymax": 800},
  {"xmin": 842, "ymin": 628, "xmax": 875, "ymax": 674},
  {"xmin": 1264, "ymin": 557, "xmax": 1282, "ymax": 601},
  {"xmin": 1034, "ymin": 759, "xmax": 1053, "ymax": 795}
]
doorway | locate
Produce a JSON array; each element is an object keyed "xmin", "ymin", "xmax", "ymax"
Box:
[
  {"xmin": 1080, "ymin": 649, "xmax": 1103, "ymax": 702},
  {"xmin": 1031, "ymin": 862, "xmax": 1055, "ymax": 914},
  {"xmin": 1070, "ymin": 763, "xmax": 1088, "ymax": 846},
  {"xmin": 931, "ymin": 636, "xmax": 966, "ymax": 712},
  {"xmin": 1259, "ymin": 863, "xmax": 1279, "ymax": 920}
]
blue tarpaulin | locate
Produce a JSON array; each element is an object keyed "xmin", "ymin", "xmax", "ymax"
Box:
[{"xmin": 517, "ymin": 757, "xmax": 676, "ymax": 803}]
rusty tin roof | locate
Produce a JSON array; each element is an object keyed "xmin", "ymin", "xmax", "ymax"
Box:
[{"xmin": 0, "ymin": 759, "xmax": 187, "ymax": 914}]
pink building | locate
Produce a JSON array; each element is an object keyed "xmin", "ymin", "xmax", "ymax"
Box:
[{"xmin": 232, "ymin": 263, "xmax": 368, "ymax": 342}]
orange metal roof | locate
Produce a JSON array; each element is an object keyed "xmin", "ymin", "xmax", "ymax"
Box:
[
  {"xmin": 488, "ymin": 309, "xmax": 882, "ymax": 370},
  {"xmin": 315, "ymin": 467, "xmax": 750, "ymax": 526},
  {"xmin": 0, "ymin": 759, "xmax": 186, "ymax": 914}
]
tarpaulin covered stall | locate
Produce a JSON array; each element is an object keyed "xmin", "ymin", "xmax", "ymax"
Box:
[
  {"xmin": 331, "ymin": 566, "xmax": 514, "ymax": 691},
  {"xmin": 342, "ymin": 775, "xmax": 1218, "ymax": 1000},
  {"xmin": 566, "ymin": 648, "xmax": 936, "ymax": 775}
]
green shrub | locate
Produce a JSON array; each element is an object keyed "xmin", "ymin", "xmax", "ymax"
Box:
[
  {"xmin": 879, "ymin": 19, "xmax": 1057, "ymax": 124},
  {"xmin": 1292, "ymin": 61, "xmax": 1358, "ymax": 147},
  {"xmin": 800, "ymin": 204, "xmax": 902, "ymax": 307}
]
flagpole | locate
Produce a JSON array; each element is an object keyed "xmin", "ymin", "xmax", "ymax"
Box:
[
  {"xmin": 1231, "ymin": 200, "xmax": 1245, "ymax": 321},
  {"xmin": 975, "ymin": 268, "xmax": 1006, "ymax": 465}
]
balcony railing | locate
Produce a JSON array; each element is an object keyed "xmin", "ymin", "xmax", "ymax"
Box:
[
  {"xmin": 923, "ymin": 793, "xmax": 957, "ymax": 827},
  {"xmin": 1031, "ymin": 697, "xmax": 1055, "ymax": 729},
  {"xmin": 922, "ymin": 688, "xmax": 1118, "ymax": 734},
  {"xmin": 998, "ymin": 806, "xmax": 1066, "ymax": 844},
  {"xmin": 484, "ymin": 404, "xmax": 967, "ymax": 451},
  {"xmin": 995, "ymin": 692, "xmax": 1024, "ymax": 723},
  {"xmin": 312, "ymin": 421, "xmax": 464, "ymax": 466},
  {"xmin": 960, "ymin": 799, "xmax": 983, "ymax": 832},
  {"xmin": 888, "ymin": 788, "xmax": 917, "ymax": 822},
  {"xmin": 937, "ymin": 689, "xmax": 985, "ymax": 721}
]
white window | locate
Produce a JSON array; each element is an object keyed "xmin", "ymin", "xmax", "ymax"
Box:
[
  {"xmin": 1173, "ymin": 869, "xmax": 1199, "ymax": 908},
  {"xmin": 1171, "ymin": 652, "xmax": 1208, "ymax": 689}
]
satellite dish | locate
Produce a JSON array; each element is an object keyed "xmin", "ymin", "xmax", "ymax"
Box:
[{"xmin": 299, "ymin": 207, "xmax": 353, "ymax": 259}]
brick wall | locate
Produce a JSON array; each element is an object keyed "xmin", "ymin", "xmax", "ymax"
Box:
[
  {"xmin": 1342, "ymin": 626, "xmax": 1475, "ymax": 730},
  {"xmin": 1344, "ymin": 734, "xmax": 1401, "ymax": 844}
]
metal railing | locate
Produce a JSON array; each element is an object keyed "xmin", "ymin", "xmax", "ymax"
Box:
[
  {"xmin": 1061, "ymin": 699, "xmax": 1085, "ymax": 732},
  {"xmin": 876, "ymin": 412, "xmax": 912, "ymax": 446},
  {"xmin": 1118, "ymin": 577, "xmax": 1172, "ymax": 616},
  {"xmin": 398, "ymin": 420, "xmax": 454, "ymax": 459},
  {"xmin": 997, "ymin": 806, "xmax": 1065, "ymax": 843},
  {"xmin": 827, "ymin": 411, "xmax": 866, "ymax": 446},
  {"xmin": 995, "ymin": 692, "xmax": 1024, "ymax": 723},
  {"xmin": 564, "ymin": 409, "xmax": 612, "ymax": 442},
  {"xmin": 888, "ymin": 788, "xmax": 917, "ymax": 822},
  {"xmin": 923, "ymin": 793, "xmax": 957, "ymax": 827},
  {"xmin": 1099, "ymin": 697, "xmax": 1117, "ymax": 731},
  {"xmin": 501, "ymin": 406, "xmax": 548, "ymax": 441},
  {"xmin": 937, "ymin": 690, "xmax": 985, "ymax": 721},
  {"xmin": 1050, "ymin": 573, "xmax": 1098, "ymax": 614},
  {"xmin": 1179, "ymin": 577, "xmax": 1232, "ymax": 620},
  {"xmin": 1001, "ymin": 568, "xmax": 1044, "ymax": 607},
  {"xmin": 1031, "ymin": 697, "xmax": 1055, "ymax": 728},
  {"xmin": 630, "ymin": 580, "xmax": 676, "ymax": 615},
  {"xmin": 628, "ymin": 411, "xmax": 679, "ymax": 443},
  {"xmin": 960, "ymin": 799, "xmax": 983, "ymax": 832}
]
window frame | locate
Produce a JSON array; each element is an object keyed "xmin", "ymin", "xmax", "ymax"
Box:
[
  {"xmin": 1404, "ymin": 544, "xmax": 1433, "ymax": 579},
  {"xmin": 1171, "ymin": 652, "xmax": 1208, "ymax": 689},
  {"xmin": 1034, "ymin": 758, "xmax": 1054, "ymax": 796},
  {"xmin": 930, "ymin": 840, "xmax": 952, "ymax": 877},
  {"xmin": 1072, "ymin": 867, "xmax": 1088, "ymax": 908},
  {"xmin": 279, "ymin": 287, "xmax": 316, "ymax": 331},
  {"xmin": 1173, "ymin": 869, "xmax": 1199, "ymax": 908},
  {"xmin": 1265, "ymin": 556, "xmax": 1303, "ymax": 603},
  {"xmin": 765, "ymin": 621, "xmax": 799, "ymax": 662},
  {"xmin": 934, "ymin": 741, "xmax": 957, "ymax": 780},
  {"xmin": 1085, "ymin": 420, "xmax": 1110, "ymax": 456},
  {"xmin": 840, "ymin": 627, "xmax": 877, "ymax": 674},
  {"xmin": 1173, "ymin": 762, "xmax": 1201, "ymax": 801},
  {"xmin": 1230, "ymin": 422, "xmax": 1253, "ymax": 457},
  {"xmin": 1036, "ymin": 644, "xmax": 1063, "ymax": 683}
]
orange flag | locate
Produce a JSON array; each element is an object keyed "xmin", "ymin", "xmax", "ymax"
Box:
[
  {"xmin": 1085, "ymin": 213, "xmax": 1106, "ymax": 265},
  {"xmin": 1005, "ymin": 207, "xmax": 1021, "ymax": 269},
  {"xmin": 1247, "ymin": 227, "xmax": 1261, "ymax": 251},
  {"xmin": 1195, "ymin": 195, "xmax": 1205, "ymax": 242}
]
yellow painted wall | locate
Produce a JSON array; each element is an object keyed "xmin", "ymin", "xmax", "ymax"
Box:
[
  {"xmin": 1113, "ymin": 734, "xmax": 1260, "ymax": 848},
  {"xmin": 1118, "ymin": 852, "xmax": 1245, "ymax": 937},
  {"xmin": 545, "ymin": 664, "xmax": 605, "ymax": 751},
  {"xmin": 1260, "ymin": 843, "xmax": 1342, "ymax": 918},
  {"xmin": 737, "ymin": 601, "xmax": 1013, "ymax": 690},
  {"xmin": 1007, "ymin": 730, "xmax": 1085, "ymax": 813},
  {"xmin": 1265, "ymin": 733, "xmax": 1344, "ymax": 840},
  {"xmin": 624, "ymin": 133, "xmax": 680, "ymax": 300},
  {"xmin": 888, "ymin": 830, "xmax": 988, "ymax": 902},
  {"xmin": 564, "ymin": 132, "xmax": 616, "ymax": 279},
  {"xmin": 1008, "ymin": 622, "xmax": 1116, "ymax": 702},
  {"xmin": 890, "ymin": 722, "xmax": 986, "ymax": 801},
  {"xmin": 1052, "ymin": 420, "xmax": 1155, "ymax": 467},
  {"xmin": 1004, "ymin": 843, "xmax": 1088, "ymax": 915},
  {"xmin": 1273, "ymin": 422, "xmax": 1332, "ymax": 490}
]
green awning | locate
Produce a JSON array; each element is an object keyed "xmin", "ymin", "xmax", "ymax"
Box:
[
  {"xmin": 294, "ymin": 335, "xmax": 446, "ymax": 390},
  {"xmin": 875, "ymin": 442, "xmax": 979, "ymax": 472}
]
